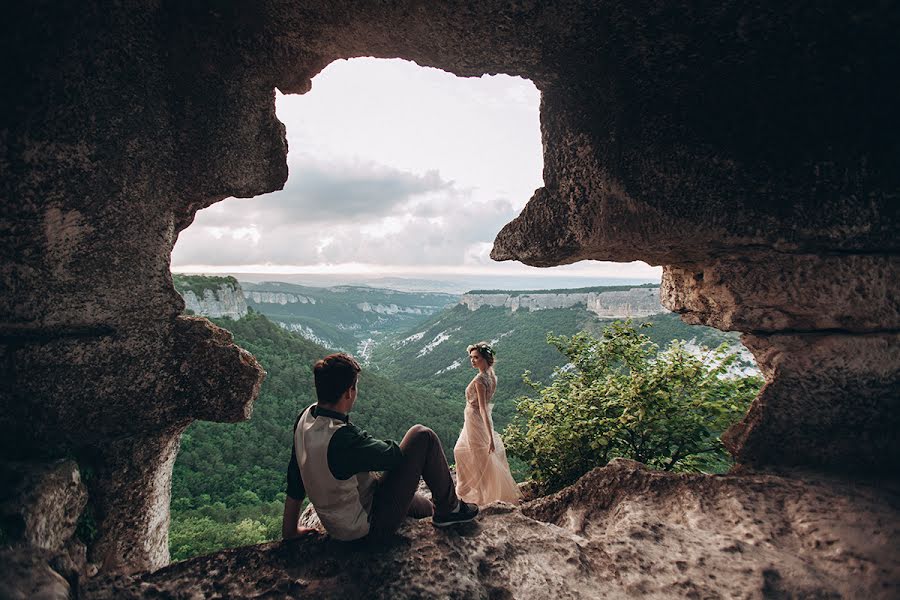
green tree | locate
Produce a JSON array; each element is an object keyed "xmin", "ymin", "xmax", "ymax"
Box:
[{"xmin": 503, "ymin": 321, "xmax": 762, "ymax": 492}]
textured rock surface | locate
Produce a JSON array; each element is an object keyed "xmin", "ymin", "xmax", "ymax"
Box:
[
  {"xmin": 0, "ymin": 460, "xmax": 87, "ymax": 553},
  {"xmin": 2, "ymin": 0, "xmax": 899, "ymax": 577},
  {"xmin": 723, "ymin": 332, "xmax": 900, "ymax": 472},
  {"xmin": 81, "ymin": 460, "xmax": 900, "ymax": 599},
  {"xmin": 661, "ymin": 255, "xmax": 900, "ymax": 333},
  {"xmin": 82, "ymin": 424, "xmax": 187, "ymax": 573},
  {"xmin": 0, "ymin": 547, "xmax": 71, "ymax": 600}
]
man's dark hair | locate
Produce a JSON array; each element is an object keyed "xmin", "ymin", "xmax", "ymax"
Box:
[{"xmin": 314, "ymin": 353, "xmax": 361, "ymax": 405}]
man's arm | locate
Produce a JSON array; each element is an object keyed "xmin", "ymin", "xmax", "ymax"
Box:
[
  {"xmin": 328, "ymin": 425, "xmax": 403, "ymax": 480},
  {"xmin": 282, "ymin": 445, "xmax": 316, "ymax": 539}
]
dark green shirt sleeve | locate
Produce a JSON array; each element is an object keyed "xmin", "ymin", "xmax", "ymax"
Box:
[
  {"xmin": 327, "ymin": 424, "xmax": 402, "ymax": 480},
  {"xmin": 285, "ymin": 412, "xmax": 306, "ymax": 500},
  {"xmin": 285, "ymin": 446, "xmax": 306, "ymax": 500}
]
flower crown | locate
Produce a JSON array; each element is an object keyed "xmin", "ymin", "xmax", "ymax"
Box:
[{"xmin": 467, "ymin": 342, "xmax": 495, "ymax": 357}]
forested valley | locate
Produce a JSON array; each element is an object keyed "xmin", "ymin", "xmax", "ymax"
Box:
[{"xmin": 170, "ymin": 281, "xmax": 760, "ymax": 561}]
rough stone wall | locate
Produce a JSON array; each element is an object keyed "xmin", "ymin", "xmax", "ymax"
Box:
[
  {"xmin": 1, "ymin": 0, "xmax": 898, "ymax": 580},
  {"xmin": 1, "ymin": 1, "xmax": 272, "ymax": 574}
]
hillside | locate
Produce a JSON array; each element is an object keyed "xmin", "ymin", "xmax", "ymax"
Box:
[
  {"xmin": 170, "ymin": 312, "xmax": 459, "ymax": 560},
  {"xmin": 369, "ymin": 302, "xmax": 753, "ymax": 429},
  {"xmin": 241, "ymin": 281, "xmax": 457, "ymax": 360}
]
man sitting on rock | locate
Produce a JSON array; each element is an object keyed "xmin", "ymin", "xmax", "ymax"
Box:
[{"xmin": 282, "ymin": 352, "xmax": 478, "ymax": 541}]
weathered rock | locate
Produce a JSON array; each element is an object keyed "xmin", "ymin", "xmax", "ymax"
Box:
[
  {"xmin": 723, "ymin": 332, "xmax": 900, "ymax": 472},
  {"xmin": 3, "ymin": 0, "xmax": 899, "ymax": 576},
  {"xmin": 661, "ymin": 255, "xmax": 900, "ymax": 333},
  {"xmin": 81, "ymin": 460, "xmax": 900, "ymax": 599},
  {"xmin": 0, "ymin": 547, "xmax": 71, "ymax": 600},
  {"xmin": 82, "ymin": 424, "xmax": 188, "ymax": 574},
  {"xmin": 0, "ymin": 460, "xmax": 86, "ymax": 553},
  {"xmin": 170, "ymin": 316, "xmax": 264, "ymax": 424},
  {"xmin": 524, "ymin": 459, "xmax": 900, "ymax": 599},
  {"xmin": 48, "ymin": 539, "xmax": 89, "ymax": 592}
]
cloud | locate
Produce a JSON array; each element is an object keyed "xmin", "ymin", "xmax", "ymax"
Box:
[
  {"xmin": 192, "ymin": 160, "xmax": 451, "ymax": 230},
  {"xmin": 171, "ymin": 158, "xmax": 519, "ymax": 269},
  {"xmin": 171, "ymin": 57, "xmax": 552, "ymax": 273},
  {"xmin": 264, "ymin": 162, "xmax": 451, "ymax": 224}
]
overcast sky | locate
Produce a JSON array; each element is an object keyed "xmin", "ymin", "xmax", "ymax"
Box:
[{"xmin": 171, "ymin": 58, "xmax": 661, "ymax": 282}]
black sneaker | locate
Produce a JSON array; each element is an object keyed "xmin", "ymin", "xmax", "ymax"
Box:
[{"xmin": 432, "ymin": 501, "xmax": 479, "ymax": 527}]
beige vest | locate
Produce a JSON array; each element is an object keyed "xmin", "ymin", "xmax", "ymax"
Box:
[{"xmin": 294, "ymin": 405, "xmax": 376, "ymax": 540}]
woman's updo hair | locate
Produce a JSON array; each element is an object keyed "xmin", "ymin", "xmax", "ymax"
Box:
[{"xmin": 467, "ymin": 341, "xmax": 495, "ymax": 366}]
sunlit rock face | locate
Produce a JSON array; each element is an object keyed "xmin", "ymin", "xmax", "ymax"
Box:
[
  {"xmin": 1, "ymin": 0, "xmax": 898, "ymax": 587},
  {"xmin": 460, "ymin": 287, "xmax": 665, "ymax": 318},
  {"xmin": 81, "ymin": 461, "xmax": 900, "ymax": 599},
  {"xmin": 181, "ymin": 286, "xmax": 249, "ymax": 320}
]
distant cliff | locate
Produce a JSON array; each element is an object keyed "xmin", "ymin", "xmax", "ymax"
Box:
[
  {"xmin": 243, "ymin": 291, "xmax": 317, "ymax": 305},
  {"xmin": 459, "ymin": 286, "xmax": 664, "ymax": 318},
  {"xmin": 355, "ymin": 302, "xmax": 432, "ymax": 315},
  {"xmin": 174, "ymin": 275, "xmax": 249, "ymax": 319}
]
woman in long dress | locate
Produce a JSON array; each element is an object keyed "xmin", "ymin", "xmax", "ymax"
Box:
[{"xmin": 454, "ymin": 342, "xmax": 522, "ymax": 505}]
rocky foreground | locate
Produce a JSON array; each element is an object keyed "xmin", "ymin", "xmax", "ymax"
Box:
[{"xmin": 77, "ymin": 460, "xmax": 899, "ymax": 599}]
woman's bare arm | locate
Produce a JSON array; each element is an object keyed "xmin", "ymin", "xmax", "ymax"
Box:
[{"xmin": 475, "ymin": 380, "xmax": 495, "ymax": 453}]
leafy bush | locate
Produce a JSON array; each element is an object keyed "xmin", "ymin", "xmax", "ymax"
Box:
[{"xmin": 503, "ymin": 321, "xmax": 762, "ymax": 492}]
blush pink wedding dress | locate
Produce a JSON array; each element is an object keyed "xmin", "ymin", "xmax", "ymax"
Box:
[{"xmin": 453, "ymin": 369, "xmax": 522, "ymax": 505}]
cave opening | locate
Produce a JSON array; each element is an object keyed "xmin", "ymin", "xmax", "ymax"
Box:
[
  {"xmin": 5, "ymin": 4, "xmax": 897, "ymax": 593},
  {"xmin": 166, "ymin": 57, "xmax": 760, "ymax": 563}
]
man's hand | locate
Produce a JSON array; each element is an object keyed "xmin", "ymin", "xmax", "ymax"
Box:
[{"xmin": 283, "ymin": 497, "xmax": 313, "ymax": 540}]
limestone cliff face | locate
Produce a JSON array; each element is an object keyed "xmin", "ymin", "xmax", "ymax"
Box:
[
  {"xmin": 244, "ymin": 290, "xmax": 316, "ymax": 305},
  {"xmin": 355, "ymin": 302, "xmax": 432, "ymax": 315},
  {"xmin": 460, "ymin": 287, "xmax": 664, "ymax": 318},
  {"xmin": 181, "ymin": 284, "xmax": 249, "ymax": 320}
]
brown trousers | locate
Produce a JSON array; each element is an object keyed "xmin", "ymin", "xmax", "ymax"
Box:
[{"xmin": 368, "ymin": 424, "xmax": 458, "ymax": 538}]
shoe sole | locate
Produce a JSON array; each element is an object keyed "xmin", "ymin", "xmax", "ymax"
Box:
[{"xmin": 432, "ymin": 513, "xmax": 478, "ymax": 527}]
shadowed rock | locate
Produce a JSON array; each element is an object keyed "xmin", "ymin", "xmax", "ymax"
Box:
[{"xmin": 0, "ymin": 460, "xmax": 86, "ymax": 553}]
